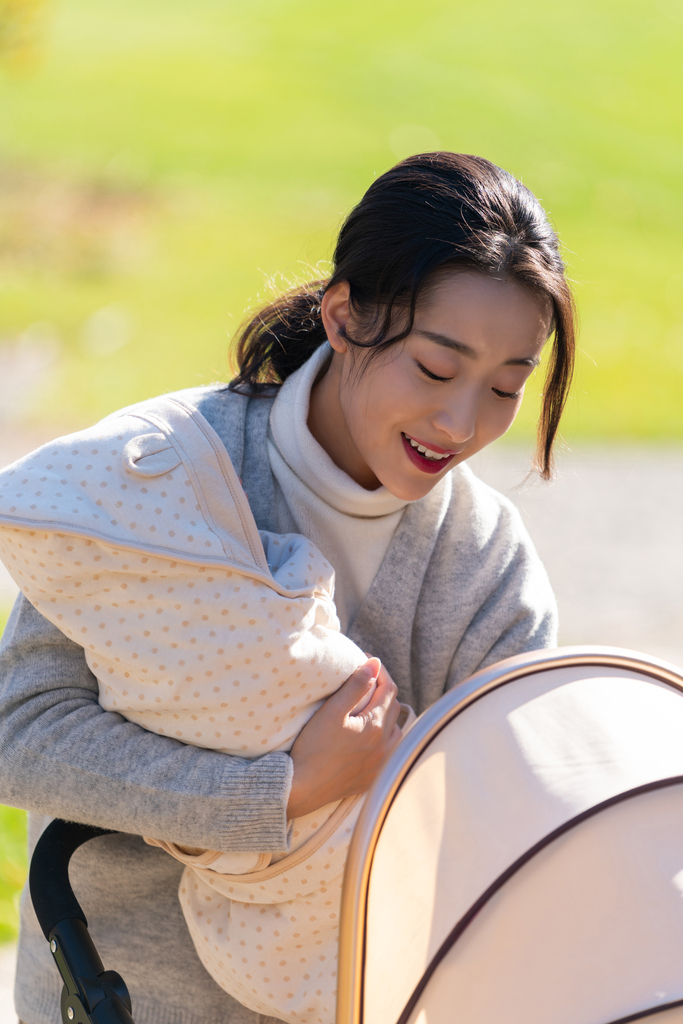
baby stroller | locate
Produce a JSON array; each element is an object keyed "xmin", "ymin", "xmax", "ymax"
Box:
[{"xmin": 30, "ymin": 645, "xmax": 683, "ymax": 1024}]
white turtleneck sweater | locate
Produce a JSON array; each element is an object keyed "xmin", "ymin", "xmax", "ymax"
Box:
[{"xmin": 268, "ymin": 343, "xmax": 410, "ymax": 633}]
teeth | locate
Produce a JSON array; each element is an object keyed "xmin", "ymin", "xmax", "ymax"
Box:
[{"xmin": 406, "ymin": 435, "xmax": 446, "ymax": 460}]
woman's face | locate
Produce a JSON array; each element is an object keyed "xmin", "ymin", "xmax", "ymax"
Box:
[{"xmin": 310, "ymin": 272, "xmax": 552, "ymax": 501}]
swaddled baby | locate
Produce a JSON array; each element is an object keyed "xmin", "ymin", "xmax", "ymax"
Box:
[{"xmin": 0, "ymin": 394, "xmax": 412, "ymax": 1024}]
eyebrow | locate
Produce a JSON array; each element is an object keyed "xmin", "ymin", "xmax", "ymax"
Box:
[{"xmin": 415, "ymin": 329, "xmax": 540, "ymax": 368}]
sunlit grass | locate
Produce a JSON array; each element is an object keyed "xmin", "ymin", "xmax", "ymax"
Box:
[
  {"xmin": 0, "ymin": 606, "xmax": 27, "ymax": 947},
  {"xmin": 0, "ymin": 0, "xmax": 680, "ymax": 441},
  {"xmin": 0, "ymin": 805, "xmax": 26, "ymax": 945}
]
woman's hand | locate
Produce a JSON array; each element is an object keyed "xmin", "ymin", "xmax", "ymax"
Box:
[{"xmin": 286, "ymin": 658, "xmax": 402, "ymax": 820}]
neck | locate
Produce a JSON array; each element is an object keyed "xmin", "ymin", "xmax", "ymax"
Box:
[{"xmin": 307, "ymin": 354, "xmax": 381, "ymax": 490}]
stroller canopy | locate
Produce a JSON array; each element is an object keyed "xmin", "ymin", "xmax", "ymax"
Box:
[{"xmin": 338, "ymin": 647, "xmax": 683, "ymax": 1024}]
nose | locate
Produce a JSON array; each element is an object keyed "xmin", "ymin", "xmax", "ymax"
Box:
[{"xmin": 432, "ymin": 393, "xmax": 477, "ymax": 447}]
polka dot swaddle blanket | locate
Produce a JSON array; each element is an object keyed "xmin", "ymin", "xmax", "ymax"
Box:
[{"xmin": 0, "ymin": 395, "xmax": 372, "ymax": 1024}]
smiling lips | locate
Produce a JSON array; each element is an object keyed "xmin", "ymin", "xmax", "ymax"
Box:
[{"xmin": 401, "ymin": 432, "xmax": 463, "ymax": 474}]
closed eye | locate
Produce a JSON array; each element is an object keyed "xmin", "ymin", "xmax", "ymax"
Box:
[
  {"xmin": 492, "ymin": 387, "xmax": 522, "ymax": 400},
  {"xmin": 416, "ymin": 360, "xmax": 453, "ymax": 383}
]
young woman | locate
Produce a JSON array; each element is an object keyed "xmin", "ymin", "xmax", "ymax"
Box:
[{"xmin": 0, "ymin": 151, "xmax": 574, "ymax": 1024}]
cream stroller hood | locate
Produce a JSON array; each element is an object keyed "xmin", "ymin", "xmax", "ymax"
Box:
[{"xmin": 338, "ymin": 648, "xmax": 683, "ymax": 1024}]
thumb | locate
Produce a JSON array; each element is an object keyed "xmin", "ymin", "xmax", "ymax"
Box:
[{"xmin": 332, "ymin": 658, "xmax": 381, "ymax": 715}]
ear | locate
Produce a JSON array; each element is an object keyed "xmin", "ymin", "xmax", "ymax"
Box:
[{"xmin": 320, "ymin": 281, "xmax": 351, "ymax": 353}]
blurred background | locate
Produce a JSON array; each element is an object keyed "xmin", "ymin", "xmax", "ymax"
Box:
[{"xmin": 0, "ymin": 0, "xmax": 682, "ymax": 984}]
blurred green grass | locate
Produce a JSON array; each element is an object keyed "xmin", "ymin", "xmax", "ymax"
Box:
[
  {"xmin": 0, "ymin": 606, "xmax": 27, "ymax": 946},
  {"xmin": 0, "ymin": 0, "xmax": 680, "ymax": 442},
  {"xmin": 0, "ymin": 804, "xmax": 26, "ymax": 945}
]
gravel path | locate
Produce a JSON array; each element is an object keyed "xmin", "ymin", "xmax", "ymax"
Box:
[
  {"xmin": 471, "ymin": 443, "xmax": 683, "ymax": 669},
  {"xmin": 1, "ymin": 433, "xmax": 683, "ymax": 1017}
]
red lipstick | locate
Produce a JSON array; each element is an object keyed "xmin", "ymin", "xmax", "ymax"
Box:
[
  {"xmin": 404, "ymin": 434, "xmax": 461, "ymax": 456},
  {"xmin": 401, "ymin": 433, "xmax": 458, "ymax": 474}
]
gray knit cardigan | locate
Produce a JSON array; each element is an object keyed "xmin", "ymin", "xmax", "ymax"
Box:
[{"xmin": 0, "ymin": 385, "xmax": 557, "ymax": 1024}]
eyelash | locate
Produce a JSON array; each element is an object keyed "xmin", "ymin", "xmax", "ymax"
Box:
[
  {"xmin": 417, "ymin": 361, "xmax": 521, "ymax": 399},
  {"xmin": 415, "ymin": 360, "xmax": 452, "ymax": 383}
]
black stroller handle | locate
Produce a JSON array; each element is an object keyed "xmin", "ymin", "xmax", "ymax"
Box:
[
  {"xmin": 30, "ymin": 819, "xmax": 113, "ymax": 940},
  {"xmin": 29, "ymin": 819, "xmax": 135, "ymax": 1024}
]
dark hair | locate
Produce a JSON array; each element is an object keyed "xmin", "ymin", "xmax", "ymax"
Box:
[{"xmin": 230, "ymin": 152, "xmax": 575, "ymax": 479}]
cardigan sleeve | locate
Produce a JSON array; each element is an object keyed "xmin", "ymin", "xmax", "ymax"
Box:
[{"xmin": 0, "ymin": 593, "xmax": 293, "ymax": 853}]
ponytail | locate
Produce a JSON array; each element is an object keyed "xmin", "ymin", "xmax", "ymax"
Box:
[{"xmin": 229, "ymin": 279, "xmax": 329, "ymax": 393}]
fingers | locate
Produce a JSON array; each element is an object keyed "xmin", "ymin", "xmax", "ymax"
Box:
[
  {"xmin": 386, "ymin": 693, "xmax": 401, "ymax": 730},
  {"xmin": 332, "ymin": 657, "xmax": 381, "ymax": 715},
  {"xmin": 362, "ymin": 662, "xmax": 398, "ymax": 715},
  {"xmin": 288, "ymin": 657, "xmax": 404, "ymax": 816}
]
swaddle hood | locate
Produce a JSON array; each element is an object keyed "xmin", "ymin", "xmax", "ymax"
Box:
[
  {"xmin": 0, "ymin": 394, "xmax": 331, "ymax": 594},
  {"xmin": 0, "ymin": 394, "xmax": 367, "ymax": 757}
]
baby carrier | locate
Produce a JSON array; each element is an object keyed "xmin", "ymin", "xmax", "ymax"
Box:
[{"xmin": 30, "ymin": 644, "xmax": 683, "ymax": 1024}]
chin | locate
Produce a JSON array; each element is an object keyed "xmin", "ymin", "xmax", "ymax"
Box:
[{"xmin": 382, "ymin": 475, "xmax": 439, "ymax": 502}]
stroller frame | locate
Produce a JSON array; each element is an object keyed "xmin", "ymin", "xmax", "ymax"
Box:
[{"xmin": 336, "ymin": 644, "xmax": 683, "ymax": 1024}]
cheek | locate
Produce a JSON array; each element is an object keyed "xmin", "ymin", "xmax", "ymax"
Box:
[
  {"xmin": 346, "ymin": 362, "xmax": 410, "ymax": 443},
  {"xmin": 483, "ymin": 398, "xmax": 522, "ymax": 440},
  {"xmin": 338, "ymin": 375, "xmax": 391, "ymax": 459},
  {"xmin": 503, "ymin": 398, "xmax": 524, "ymax": 431}
]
